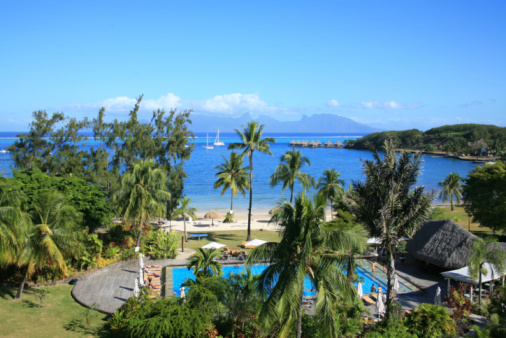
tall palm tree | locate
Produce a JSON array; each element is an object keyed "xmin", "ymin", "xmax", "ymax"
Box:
[
  {"xmin": 270, "ymin": 147, "xmax": 315, "ymax": 203},
  {"xmin": 438, "ymin": 172, "xmax": 463, "ymax": 211},
  {"xmin": 187, "ymin": 248, "xmax": 222, "ymax": 277},
  {"xmin": 247, "ymin": 193, "xmax": 366, "ymax": 338},
  {"xmin": 347, "ymin": 139, "xmax": 432, "ymax": 321},
  {"xmin": 316, "ymin": 169, "xmax": 345, "ymax": 218},
  {"xmin": 467, "ymin": 237, "xmax": 506, "ymax": 306},
  {"xmin": 114, "ymin": 159, "xmax": 171, "ymax": 247},
  {"xmin": 0, "ymin": 177, "xmax": 26, "ymax": 266},
  {"xmin": 228, "ymin": 121, "xmax": 276, "ymax": 241},
  {"xmin": 173, "ymin": 196, "xmax": 198, "ymax": 242},
  {"xmin": 214, "ymin": 152, "xmax": 250, "ymax": 212},
  {"xmin": 15, "ymin": 191, "xmax": 83, "ymax": 299}
]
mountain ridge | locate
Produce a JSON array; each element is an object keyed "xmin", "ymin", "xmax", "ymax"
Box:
[{"xmin": 189, "ymin": 113, "xmax": 380, "ymax": 133}]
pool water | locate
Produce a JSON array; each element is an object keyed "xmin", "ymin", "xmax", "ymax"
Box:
[{"xmin": 171, "ymin": 261, "xmax": 417, "ymax": 297}]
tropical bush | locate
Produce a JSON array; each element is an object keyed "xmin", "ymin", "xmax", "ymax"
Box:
[
  {"xmin": 404, "ymin": 303, "xmax": 456, "ymax": 337},
  {"xmin": 144, "ymin": 229, "xmax": 178, "ymax": 259}
]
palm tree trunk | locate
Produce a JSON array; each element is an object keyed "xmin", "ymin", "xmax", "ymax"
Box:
[
  {"xmin": 450, "ymin": 196, "xmax": 454, "ymax": 211},
  {"xmin": 231, "ymin": 192, "xmax": 234, "ymax": 212},
  {"xmin": 184, "ymin": 218, "xmax": 188, "ymax": 242},
  {"xmin": 135, "ymin": 223, "xmax": 143, "ymax": 247},
  {"xmin": 296, "ymin": 287, "xmax": 303, "ymax": 338},
  {"xmin": 347, "ymin": 253, "xmax": 355, "ymax": 282},
  {"xmin": 247, "ymin": 151, "xmax": 253, "ymax": 241},
  {"xmin": 290, "ymin": 182, "xmax": 294, "ymax": 204},
  {"xmin": 15, "ymin": 272, "xmax": 27, "ymax": 300},
  {"xmin": 386, "ymin": 248, "xmax": 396, "ymax": 323},
  {"xmin": 478, "ymin": 263, "xmax": 483, "ymax": 306}
]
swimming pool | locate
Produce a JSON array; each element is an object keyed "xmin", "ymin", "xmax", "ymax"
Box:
[{"xmin": 171, "ymin": 261, "xmax": 417, "ymax": 297}]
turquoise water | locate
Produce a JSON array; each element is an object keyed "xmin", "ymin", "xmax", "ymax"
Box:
[
  {"xmin": 0, "ymin": 131, "xmax": 481, "ymax": 212},
  {"xmin": 172, "ymin": 261, "xmax": 416, "ymax": 297}
]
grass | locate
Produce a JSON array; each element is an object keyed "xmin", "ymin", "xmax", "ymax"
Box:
[
  {"xmin": 0, "ymin": 285, "xmax": 107, "ymax": 337},
  {"xmin": 175, "ymin": 229, "xmax": 281, "ymax": 252},
  {"xmin": 433, "ymin": 205, "xmax": 493, "ymax": 235}
]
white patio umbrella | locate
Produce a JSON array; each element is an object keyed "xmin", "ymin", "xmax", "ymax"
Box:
[
  {"xmin": 202, "ymin": 242, "xmax": 226, "ymax": 250},
  {"xmin": 139, "ymin": 268, "xmax": 145, "ymax": 287},
  {"xmin": 434, "ymin": 286, "xmax": 442, "ymax": 305},
  {"xmin": 180, "ymin": 286, "xmax": 186, "ymax": 299},
  {"xmin": 376, "ymin": 291, "xmax": 385, "ymax": 317},
  {"xmin": 367, "ymin": 238, "xmax": 382, "ymax": 244},
  {"xmin": 357, "ymin": 282, "xmax": 363, "ymax": 299},
  {"xmin": 245, "ymin": 239, "xmax": 267, "ymax": 247},
  {"xmin": 139, "ymin": 253, "xmax": 144, "ymax": 270},
  {"xmin": 134, "ymin": 277, "xmax": 140, "ymax": 298},
  {"xmin": 394, "ymin": 276, "xmax": 400, "ymax": 292}
]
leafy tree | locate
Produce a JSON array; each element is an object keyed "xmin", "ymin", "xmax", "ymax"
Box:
[
  {"xmin": 0, "ymin": 176, "xmax": 26, "ymax": 265},
  {"xmin": 438, "ymin": 172, "xmax": 463, "ymax": 211},
  {"xmin": 404, "ymin": 304, "xmax": 456, "ymax": 337},
  {"xmin": 13, "ymin": 167, "xmax": 112, "ymax": 230},
  {"xmin": 172, "ymin": 196, "xmax": 198, "ymax": 242},
  {"xmin": 467, "ymin": 237, "xmax": 506, "ymax": 306},
  {"xmin": 187, "ymin": 248, "xmax": 222, "ymax": 278},
  {"xmin": 114, "ymin": 159, "xmax": 171, "ymax": 247},
  {"xmin": 348, "ymin": 139, "xmax": 432, "ymax": 322},
  {"xmin": 228, "ymin": 121, "xmax": 276, "ymax": 241},
  {"xmin": 15, "ymin": 191, "xmax": 83, "ymax": 299},
  {"xmin": 247, "ymin": 192, "xmax": 366, "ymax": 338},
  {"xmin": 463, "ymin": 161, "xmax": 506, "ymax": 234},
  {"xmin": 145, "ymin": 229, "xmax": 178, "ymax": 259},
  {"xmin": 316, "ymin": 169, "xmax": 345, "ymax": 217},
  {"xmin": 270, "ymin": 147, "xmax": 315, "ymax": 203},
  {"xmin": 214, "ymin": 151, "xmax": 250, "ymax": 212}
]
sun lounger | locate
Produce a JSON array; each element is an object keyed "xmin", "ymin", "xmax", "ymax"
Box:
[{"xmin": 362, "ymin": 295, "xmax": 375, "ymax": 305}]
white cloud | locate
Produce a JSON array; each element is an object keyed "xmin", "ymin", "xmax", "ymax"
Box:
[
  {"xmin": 360, "ymin": 101, "xmax": 420, "ymax": 109},
  {"xmin": 101, "ymin": 96, "xmax": 138, "ymax": 111},
  {"xmin": 143, "ymin": 93, "xmax": 181, "ymax": 110},
  {"xmin": 199, "ymin": 93, "xmax": 269, "ymax": 114},
  {"xmin": 326, "ymin": 99, "xmax": 339, "ymax": 107}
]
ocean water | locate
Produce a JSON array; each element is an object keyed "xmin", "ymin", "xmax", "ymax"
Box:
[{"xmin": 0, "ymin": 132, "xmax": 480, "ymax": 212}]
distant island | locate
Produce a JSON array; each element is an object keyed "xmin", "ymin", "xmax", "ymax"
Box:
[
  {"xmin": 190, "ymin": 113, "xmax": 380, "ymax": 134},
  {"xmin": 344, "ymin": 124, "xmax": 506, "ymax": 160}
]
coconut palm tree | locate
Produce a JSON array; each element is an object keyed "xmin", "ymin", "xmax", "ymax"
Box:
[
  {"xmin": 228, "ymin": 121, "xmax": 276, "ymax": 241},
  {"xmin": 214, "ymin": 152, "xmax": 250, "ymax": 213},
  {"xmin": 247, "ymin": 192, "xmax": 366, "ymax": 338},
  {"xmin": 467, "ymin": 237, "xmax": 506, "ymax": 306},
  {"xmin": 14, "ymin": 190, "xmax": 83, "ymax": 299},
  {"xmin": 114, "ymin": 159, "xmax": 171, "ymax": 247},
  {"xmin": 0, "ymin": 177, "xmax": 26, "ymax": 266},
  {"xmin": 270, "ymin": 147, "xmax": 315, "ymax": 203},
  {"xmin": 438, "ymin": 172, "xmax": 463, "ymax": 211},
  {"xmin": 173, "ymin": 196, "xmax": 198, "ymax": 242},
  {"xmin": 347, "ymin": 139, "xmax": 432, "ymax": 321},
  {"xmin": 316, "ymin": 169, "xmax": 345, "ymax": 218},
  {"xmin": 187, "ymin": 248, "xmax": 222, "ymax": 277}
]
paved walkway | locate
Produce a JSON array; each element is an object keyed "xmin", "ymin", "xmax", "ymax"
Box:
[{"xmin": 72, "ymin": 249, "xmax": 196, "ymax": 314}]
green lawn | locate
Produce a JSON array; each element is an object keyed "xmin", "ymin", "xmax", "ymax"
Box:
[
  {"xmin": 176, "ymin": 230, "xmax": 281, "ymax": 252},
  {"xmin": 0, "ymin": 285, "xmax": 107, "ymax": 337},
  {"xmin": 434, "ymin": 205, "xmax": 493, "ymax": 235}
]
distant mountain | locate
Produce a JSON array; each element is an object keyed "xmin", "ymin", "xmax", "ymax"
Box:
[{"xmin": 190, "ymin": 113, "xmax": 380, "ymax": 133}]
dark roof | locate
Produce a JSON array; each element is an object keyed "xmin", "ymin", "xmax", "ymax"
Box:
[{"xmin": 406, "ymin": 219, "xmax": 477, "ymax": 269}]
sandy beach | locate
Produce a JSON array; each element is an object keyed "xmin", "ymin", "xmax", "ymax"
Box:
[{"xmin": 160, "ymin": 210, "xmax": 335, "ymax": 233}]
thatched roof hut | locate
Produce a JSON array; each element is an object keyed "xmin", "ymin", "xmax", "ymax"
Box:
[
  {"xmin": 308, "ymin": 140, "xmax": 316, "ymax": 147},
  {"xmin": 315, "ymin": 140, "xmax": 322, "ymax": 147},
  {"xmin": 301, "ymin": 141, "xmax": 308, "ymax": 147},
  {"xmin": 406, "ymin": 219, "xmax": 477, "ymax": 270},
  {"xmin": 324, "ymin": 141, "xmax": 333, "ymax": 147},
  {"xmin": 289, "ymin": 140, "xmax": 296, "ymax": 146},
  {"xmin": 334, "ymin": 141, "xmax": 343, "ymax": 148}
]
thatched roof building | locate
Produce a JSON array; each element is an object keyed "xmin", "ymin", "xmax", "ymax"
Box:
[
  {"xmin": 334, "ymin": 141, "xmax": 343, "ymax": 148},
  {"xmin": 406, "ymin": 219, "xmax": 477, "ymax": 270},
  {"xmin": 315, "ymin": 140, "xmax": 322, "ymax": 147},
  {"xmin": 324, "ymin": 141, "xmax": 333, "ymax": 147}
]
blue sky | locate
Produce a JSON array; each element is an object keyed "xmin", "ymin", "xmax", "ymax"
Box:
[{"xmin": 1, "ymin": 1, "xmax": 505, "ymax": 131}]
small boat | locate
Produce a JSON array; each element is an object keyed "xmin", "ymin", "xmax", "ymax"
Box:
[
  {"xmin": 202, "ymin": 133, "xmax": 214, "ymax": 149},
  {"xmin": 213, "ymin": 130, "xmax": 225, "ymax": 146}
]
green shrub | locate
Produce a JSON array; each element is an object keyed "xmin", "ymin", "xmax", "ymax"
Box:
[
  {"xmin": 103, "ymin": 246, "xmax": 120, "ymax": 259},
  {"xmin": 223, "ymin": 213, "xmax": 234, "ymax": 223},
  {"xmin": 144, "ymin": 229, "xmax": 178, "ymax": 259},
  {"xmin": 405, "ymin": 303, "xmax": 456, "ymax": 337},
  {"xmin": 365, "ymin": 319, "xmax": 416, "ymax": 338}
]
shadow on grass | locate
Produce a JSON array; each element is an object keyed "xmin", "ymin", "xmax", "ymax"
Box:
[
  {"xmin": 0, "ymin": 287, "xmax": 16, "ymax": 300},
  {"xmin": 22, "ymin": 299, "xmax": 40, "ymax": 308}
]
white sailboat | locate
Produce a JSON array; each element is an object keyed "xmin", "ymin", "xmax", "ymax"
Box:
[
  {"xmin": 213, "ymin": 130, "xmax": 225, "ymax": 146},
  {"xmin": 202, "ymin": 133, "xmax": 214, "ymax": 149}
]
